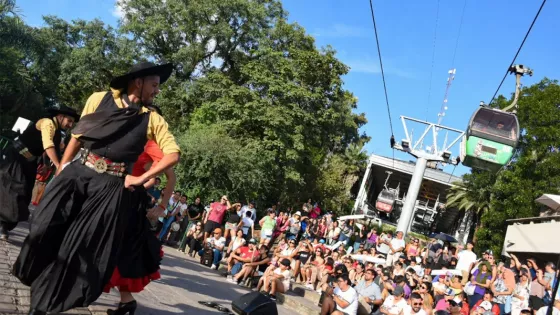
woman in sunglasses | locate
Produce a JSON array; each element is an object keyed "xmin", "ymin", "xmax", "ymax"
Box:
[
  {"xmin": 350, "ymin": 262, "xmax": 366, "ymax": 286},
  {"xmin": 407, "ymin": 238, "xmax": 420, "ymax": 261},
  {"xmin": 413, "ymin": 281, "xmax": 434, "ymax": 314},
  {"xmin": 303, "ymin": 247, "xmax": 326, "ymax": 290}
]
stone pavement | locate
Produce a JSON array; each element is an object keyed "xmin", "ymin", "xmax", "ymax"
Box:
[{"xmin": 0, "ymin": 224, "xmax": 292, "ymax": 315}]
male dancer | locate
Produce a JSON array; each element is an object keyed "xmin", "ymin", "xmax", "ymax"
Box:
[{"xmin": 0, "ymin": 105, "xmax": 79, "ymax": 240}]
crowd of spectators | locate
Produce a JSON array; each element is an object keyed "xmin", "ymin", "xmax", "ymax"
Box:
[{"xmin": 148, "ymin": 186, "xmax": 559, "ymax": 315}]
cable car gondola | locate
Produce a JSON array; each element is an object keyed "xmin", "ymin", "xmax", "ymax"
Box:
[
  {"xmin": 460, "ymin": 65, "xmax": 532, "ymax": 172},
  {"xmin": 375, "ymin": 171, "xmax": 400, "ymax": 213}
]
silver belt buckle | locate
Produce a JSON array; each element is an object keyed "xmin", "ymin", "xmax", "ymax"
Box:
[{"xmin": 93, "ymin": 159, "xmax": 108, "ymax": 173}]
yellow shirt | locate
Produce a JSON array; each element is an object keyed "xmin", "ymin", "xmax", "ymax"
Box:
[
  {"xmin": 73, "ymin": 89, "xmax": 180, "ymax": 155},
  {"xmin": 36, "ymin": 118, "xmax": 58, "ymax": 150}
]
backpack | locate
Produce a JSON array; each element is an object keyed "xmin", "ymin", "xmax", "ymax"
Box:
[{"xmin": 200, "ymin": 244, "xmax": 214, "ymax": 267}]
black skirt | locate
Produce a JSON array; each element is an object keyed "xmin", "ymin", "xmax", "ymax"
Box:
[
  {"xmin": 13, "ymin": 161, "xmax": 134, "ymax": 312},
  {"xmin": 115, "ymin": 188, "xmax": 161, "ymax": 279},
  {"xmin": 0, "ymin": 145, "xmax": 37, "ymax": 224}
]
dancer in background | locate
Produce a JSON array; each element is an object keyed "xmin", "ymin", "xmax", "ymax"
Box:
[
  {"xmin": 13, "ymin": 62, "xmax": 180, "ymax": 315},
  {"xmin": 0, "ymin": 105, "xmax": 79, "ymax": 240},
  {"xmin": 104, "ymin": 105, "xmax": 177, "ymax": 315}
]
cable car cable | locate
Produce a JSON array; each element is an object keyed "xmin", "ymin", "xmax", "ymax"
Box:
[
  {"xmin": 487, "ymin": 0, "xmax": 547, "ymax": 105},
  {"xmin": 368, "ymin": 0, "xmax": 393, "ymax": 136},
  {"xmin": 451, "ymin": 0, "xmax": 467, "ymax": 68},
  {"xmin": 368, "ymin": 0, "xmax": 396, "ymax": 170},
  {"xmin": 425, "ymin": 0, "xmax": 440, "ymax": 122}
]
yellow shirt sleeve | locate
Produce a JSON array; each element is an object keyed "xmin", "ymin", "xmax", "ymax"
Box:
[
  {"xmin": 72, "ymin": 91, "xmax": 107, "ymax": 139},
  {"xmin": 36, "ymin": 118, "xmax": 56, "ymax": 150},
  {"xmin": 147, "ymin": 112, "xmax": 180, "ymax": 155}
]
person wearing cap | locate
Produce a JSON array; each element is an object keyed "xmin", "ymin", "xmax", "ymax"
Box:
[
  {"xmin": 13, "ymin": 62, "xmax": 180, "ymax": 315},
  {"xmin": 435, "ymin": 288, "xmax": 458, "ymax": 312},
  {"xmin": 321, "ymin": 273, "xmax": 359, "ymax": 315},
  {"xmin": 0, "ymin": 104, "xmax": 79, "ymax": 240},
  {"xmin": 256, "ymin": 258, "xmax": 291, "ymax": 301},
  {"xmin": 380, "ymin": 285, "xmax": 408, "ymax": 315},
  {"xmin": 199, "ymin": 227, "xmax": 227, "ymax": 270}
]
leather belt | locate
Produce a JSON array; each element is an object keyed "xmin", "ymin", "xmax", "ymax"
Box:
[{"xmin": 80, "ymin": 149, "xmax": 128, "ymax": 178}]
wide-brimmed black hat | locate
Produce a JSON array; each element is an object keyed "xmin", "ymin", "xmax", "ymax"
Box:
[
  {"xmin": 110, "ymin": 62, "xmax": 173, "ymax": 89},
  {"xmin": 48, "ymin": 104, "xmax": 80, "ymax": 121}
]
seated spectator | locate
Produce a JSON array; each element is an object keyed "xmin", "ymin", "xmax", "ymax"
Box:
[
  {"xmin": 256, "ymin": 258, "xmax": 291, "ymax": 301},
  {"xmin": 303, "ymin": 246, "xmax": 326, "ymax": 290},
  {"xmin": 536, "ymin": 297, "xmax": 560, "ymax": 315},
  {"xmin": 380, "ymin": 285, "xmax": 408, "ymax": 315},
  {"xmin": 225, "ymin": 229, "xmax": 246, "ymax": 258},
  {"xmin": 183, "ymin": 221, "xmax": 204, "ymax": 257},
  {"xmin": 231, "ymin": 244, "xmax": 270, "ymax": 285},
  {"xmin": 435, "ymin": 288, "xmax": 457, "ymax": 312},
  {"xmin": 226, "ymin": 238, "xmax": 259, "ymax": 277},
  {"xmin": 414, "ymin": 281, "xmax": 434, "ymax": 314},
  {"xmin": 198, "ymin": 228, "xmax": 226, "ymax": 269},
  {"xmin": 291, "ymin": 240, "xmax": 313, "ymax": 282},
  {"xmin": 403, "ymin": 292, "xmax": 429, "ymax": 315},
  {"xmin": 320, "ymin": 273, "xmax": 359, "ymax": 315},
  {"xmin": 470, "ymin": 290, "xmax": 500, "ymax": 315},
  {"xmin": 351, "ymin": 262, "xmax": 366, "ymax": 286},
  {"xmin": 355, "ymin": 268, "xmax": 383, "ymax": 315},
  {"xmin": 316, "ymin": 257, "xmax": 336, "ymax": 294}
]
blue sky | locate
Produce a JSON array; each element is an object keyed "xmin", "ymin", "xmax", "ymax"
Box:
[{"xmin": 17, "ymin": 0, "xmax": 560, "ymax": 175}]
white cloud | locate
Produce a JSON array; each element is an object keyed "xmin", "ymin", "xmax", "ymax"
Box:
[
  {"xmin": 313, "ymin": 24, "xmax": 369, "ymax": 38},
  {"xmin": 111, "ymin": 2, "xmax": 125, "ymax": 19},
  {"xmin": 343, "ymin": 56, "xmax": 414, "ymax": 79}
]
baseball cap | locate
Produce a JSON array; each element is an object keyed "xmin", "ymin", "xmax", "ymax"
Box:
[
  {"xmin": 319, "ymin": 239, "xmax": 325, "ymax": 244},
  {"xmin": 280, "ymin": 258, "xmax": 291, "ymax": 267},
  {"xmin": 480, "ymin": 301, "xmax": 492, "ymax": 310},
  {"xmin": 393, "ymin": 286, "xmax": 404, "ymax": 296},
  {"xmin": 248, "ymin": 238, "xmax": 257, "ymax": 244},
  {"xmin": 294, "ymin": 211, "xmax": 302, "ymax": 216},
  {"xmin": 445, "ymin": 288, "xmax": 456, "ymax": 297}
]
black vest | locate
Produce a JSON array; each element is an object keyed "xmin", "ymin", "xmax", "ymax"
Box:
[
  {"xmin": 87, "ymin": 92, "xmax": 149, "ymax": 163},
  {"xmin": 18, "ymin": 117, "xmax": 62, "ymax": 157}
]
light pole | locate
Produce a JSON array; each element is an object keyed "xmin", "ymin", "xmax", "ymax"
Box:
[{"xmin": 391, "ymin": 116, "xmax": 464, "ymax": 236}]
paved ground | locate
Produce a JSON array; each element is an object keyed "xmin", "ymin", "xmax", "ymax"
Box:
[{"xmin": 0, "ymin": 223, "xmax": 290, "ymax": 315}]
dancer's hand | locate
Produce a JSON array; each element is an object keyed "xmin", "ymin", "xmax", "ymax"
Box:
[{"xmin": 124, "ymin": 175, "xmax": 145, "ymax": 190}]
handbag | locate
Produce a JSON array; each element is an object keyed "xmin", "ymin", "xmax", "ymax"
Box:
[{"xmin": 464, "ymin": 281, "xmax": 476, "ymax": 296}]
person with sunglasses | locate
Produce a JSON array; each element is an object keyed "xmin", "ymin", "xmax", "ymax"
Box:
[
  {"xmin": 203, "ymin": 195, "xmax": 231, "ymax": 244},
  {"xmin": 402, "ymin": 292, "xmax": 429, "ymax": 315},
  {"xmin": 355, "ymin": 269, "xmax": 383, "ymax": 315},
  {"xmin": 320, "ymin": 274, "xmax": 359, "ymax": 315},
  {"xmin": 380, "ymin": 285, "xmax": 408, "ymax": 315},
  {"xmin": 198, "ymin": 228, "xmax": 226, "ymax": 269},
  {"xmin": 406, "ymin": 239, "xmax": 420, "ymax": 261},
  {"xmin": 303, "ymin": 247, "xmax": 326, "ymax": 290},
  {"xmin": 413, "ymin": 281, "xmax": 434, "ymax": 314}
]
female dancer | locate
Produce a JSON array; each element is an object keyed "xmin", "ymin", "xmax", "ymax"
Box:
[
  {"xmin": 14, "ymin": 62, "xmax": 180, "ymax": 314},
  {"xmin": 103, "ymin": 105, "xmax": 177, "ymax": 315}
]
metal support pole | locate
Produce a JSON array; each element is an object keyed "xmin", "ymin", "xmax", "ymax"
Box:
[
  {"xmin": 352, "ymin": 161, "xmax": 373, "ymax": 214},
  {"xmin": 396, "ymin": 157, "xmax": 428, "ymax": 236}
]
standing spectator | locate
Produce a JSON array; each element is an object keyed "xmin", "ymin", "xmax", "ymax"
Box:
[
  {"xmin": 170, "ymin": 195, "xmax": 189, "ymax": 244},
  {"xmin": 186, "ymin": 197, "xmax": 204, "ymax": 231},
  {"xmin": 355, "ymin": 268, "xmax": 383, "ymax": 315},
  {"xmin": 511, "ymin": 271, "xmax": 531, "ymax": 315},
  {"xmin": 470, "ymin": 262, "xmax": 493, "ymax": 308},
  {"xmin": 224, "ymin": 203, "xmax": 242, "ymax": 241},
  {"xmin": 318, "ymin": 217, "xmax": 328, "ymax": 239},
  {"xmin": 203, "ymin": 195, "xmax": 231, "ymax": 244},
  {"xmin": 303, "ymin": 199, "xmax": 313, "ymax": 216},
  {"xmin": 377, "ymin": 231, "xmax": 393, "ymax": 258},
  {"xmin": 310, "ymin": 202, "xmax": 321, "ymax": 219},
  {"xmin": 158, "ymin": 191, "xmax": 182, "ymax": 241},
  {"xmin": 365, "ymin": 229, "xmax": 378, "ymax": 250},
  {"xmin": 238, "ymin": 210, "xmax": 254, "ymax": 241},
  {"xmin": 272, "ymin": 212, "xmax": 290, "ymax": 243},
  {"xmin": 198, "ymin": 228, "xmax": 226, "ymax": 270},
  {"xmin": 457, "ymin": 242, "xmax": 478, "ymax": 285},
  {"xmin": 239, "ymin": 201, "xmax": 257, "ymax": 222},
  {"xmin": 386, "ymin": 231, "xmax": 406, "ymax": 267},
  {"xmin": 259, "ymin": 208, "xmax": 277, "ymax": 246},
  {"xmin": 320, "ymin": 273, "xmax": 359, "ymax": 315},
  {"xmin": 286, "ymin": 212, "xmax": 302, "ymax": 240}
]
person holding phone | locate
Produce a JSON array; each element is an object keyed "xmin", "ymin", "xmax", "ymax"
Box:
[{"xmin": 320, "ymin": 273, "xmax": 359, "ymax": 315}]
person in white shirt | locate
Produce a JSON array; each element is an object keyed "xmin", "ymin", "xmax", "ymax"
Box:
[
  {"xmin": 386, "ymin": 231, "xmax": 406, "ymax": 267},
  {"xmin": 238, "ymin": 211, "xmax": 254, "ymax": 240},
  {"xmin": 320, "ymin": 274, "xmax": 359, "ymax": 315},
  {"xmin": 239, "ymin": 201, "xmax": 257, "ymax": 221},
  {"xmin": 198, "ymin": 228, "xmax": 226, "ymax": 270},
  {"xmin": 456, "ymin": 241, "xmax": 477, "ymax": 285},
  {"xmin": 380, "ymin": 286, "xmax": 408, "ymax": 315},
  {"xmin": 377, "ymin": 232, "xmax": 392, "ymax": 256},
  {"xmin": 400, "ymin": 293, "xmax": 428, "ymax": 315},
  {"xmin": 537, "ymin": 298, "xmax": 560, "ymax": 315}
]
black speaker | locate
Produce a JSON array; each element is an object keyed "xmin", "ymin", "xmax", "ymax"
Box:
[{"xmin": 232, "ymin": 292, "xmax": 278, "ymax": 315}]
